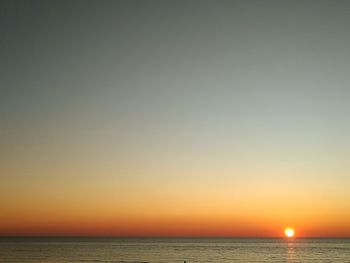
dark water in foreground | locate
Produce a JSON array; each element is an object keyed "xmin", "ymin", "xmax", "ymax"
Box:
[{"xmin": 0, "ymin": 237, "xmax": 349, "ymax": 263}]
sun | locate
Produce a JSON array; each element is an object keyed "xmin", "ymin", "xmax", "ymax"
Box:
[{"xmin": 284, "ymin": 228, "xmax": 295, "ymax": 238}]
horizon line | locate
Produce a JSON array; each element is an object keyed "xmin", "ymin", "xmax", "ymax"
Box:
[{"xmin": 1, "ymin": 235, "xmax": 349, "ymax": 239}]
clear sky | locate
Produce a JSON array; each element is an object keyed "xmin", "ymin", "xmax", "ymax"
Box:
[{"xmin": 1, "ymin": 0, "xmax": 350, "ymax": 237}]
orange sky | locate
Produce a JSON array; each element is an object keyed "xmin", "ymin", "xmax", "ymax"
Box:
[
  {"xmin": 1, "ymin": 140, "xmax": 350, "ymax": 237},
  {"xmin": 1, "ymin": 162, "xmax": 349, "ymax": 237}
]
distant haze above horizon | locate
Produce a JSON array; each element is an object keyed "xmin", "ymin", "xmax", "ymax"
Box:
[{"xmin": 1, "ymin": 0, "xmax": 350, "ymax": 237}]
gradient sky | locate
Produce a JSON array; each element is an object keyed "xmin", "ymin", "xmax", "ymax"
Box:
[{"xmin": 1, "ymin": 0, "xmax": 350, "ymax": 237}]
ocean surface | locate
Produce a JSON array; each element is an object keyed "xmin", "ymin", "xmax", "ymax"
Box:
[{"xmin": 0, "ymin": 237, "xmax": 349, "ymax": 263}]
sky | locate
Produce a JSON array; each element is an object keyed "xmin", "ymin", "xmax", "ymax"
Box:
[{"xmin": 1, "ymin": 0, "xmax": 350, "ymax": 237}]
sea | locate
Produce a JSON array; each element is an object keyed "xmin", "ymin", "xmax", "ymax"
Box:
[{"xmin": 0, "ymin": 237, "xmax": 349, "ymax": 263}]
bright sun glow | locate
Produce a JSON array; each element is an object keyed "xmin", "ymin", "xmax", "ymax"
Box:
[{"xmin": 285, "ymin": 228, "xmax": 295, "ymax": 238}]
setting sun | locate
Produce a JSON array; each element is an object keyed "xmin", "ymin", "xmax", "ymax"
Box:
[{"xmin": 285, "ymin": 228, "xmax": 295, "ymax": 238}]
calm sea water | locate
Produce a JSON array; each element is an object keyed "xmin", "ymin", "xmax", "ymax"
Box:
[{"xmin": 0, "ymin": 237, "xmax": 349, "ymax": 263}]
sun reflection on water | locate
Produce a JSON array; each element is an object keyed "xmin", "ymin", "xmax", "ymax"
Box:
[{"xmin": 287, "ymin": 241, "xmax": 296, "ymax": 263}]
